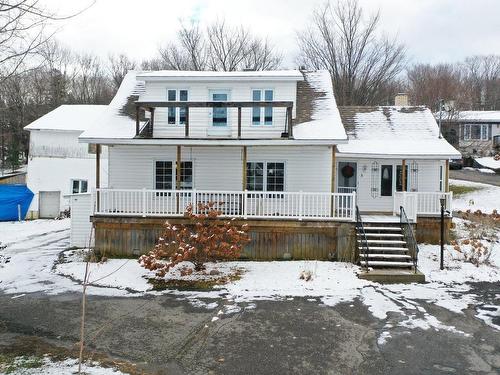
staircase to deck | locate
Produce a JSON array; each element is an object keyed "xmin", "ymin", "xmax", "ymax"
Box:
[
  {"xmin": 355, "ymin": 209, "xmax": 425, "ymax": 283},
  {"xmin": 357, "ymin": 223, "xmax": 413, "ymax": 269}
]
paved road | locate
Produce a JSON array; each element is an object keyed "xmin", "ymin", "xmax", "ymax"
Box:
[
  {"xmin": 0, "ymin": 287, "xmax": 499, "ymax": 375},
  {"xmin": 450, "ymin": 169, "xmax": 500, "ymax": 186}
]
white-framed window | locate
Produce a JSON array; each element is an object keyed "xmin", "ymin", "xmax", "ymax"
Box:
[
  {"xmin": 154, "ymin": 160, "xmax": 193, "ymax": 190},
  {"xmin": 71, "ymin": 179, "xmax": 88, "ymax": 194},
  {"xmin": 439, "ymin": 165, "xmax": 444, "ymax": 192},
  {"xmin": 167, "ymin": 89, "xmax": 188, "ymax": 125},
  {"xmin": 246, "ymin": 161, "xmax": 285, "ymax": 191},
  {"xmin": 252, "ymin": 89, "xmax": 274, "ymax": 125},
  {"xmin": 463, "ymin": 124, "xmax": 490, "ymax": 141}
]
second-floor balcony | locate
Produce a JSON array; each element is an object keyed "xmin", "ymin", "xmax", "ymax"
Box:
[{"xmin": 134, "ymin": 100, "xmax": 294, "ymax": 140}]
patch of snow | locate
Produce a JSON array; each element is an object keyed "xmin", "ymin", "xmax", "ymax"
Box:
[
  {"xmin": 337, "ymin": 107, "xmax": 461, "ymax": 158},
  {"xmin": 0, "ymin": 219, "xmax": 70, "ymax": 247},
  {"xmin": 475, "ymin": 305, "xmax": 500, "ymax": 331},
  {"xmin": 475, "ymin": 156, "xmax": 500, "ymax": 171},
  {"xmin": 3, "ymin": 356, "xmax": 126, "ymax": 374},
  {"xmin": 450, "ymin": 179, "xmax": 500, "ymax": 214},
  {"xmin": 464, "ymin": 167, "xmax": 495, "ymax": 174},
  {"xmin": 138, "ymin": 70, "xmax": 303, "ymax": 79},
  {"xmin": 293, "ymin": 70, "xmax": 347, "ymax": 141},
  {"xmin": 24, "ymin": 105, "xmax": 106, "ymax": 132},
  {"xmin": 455, "ymin": 110, "xmax": 500, "ymax": 122}
]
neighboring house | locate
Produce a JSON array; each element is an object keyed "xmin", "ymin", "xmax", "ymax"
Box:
[
  {"xmin": 24, "ymin": 105, "xmax": 108, "ymax": 219},
  {"xmin": 72, "ymin": 70, "xmax": 459, "ymax": 274},
  {"xmin": 0, "ymin": 168, "xmax": 26, "ymax": 185},
  {"xmin": 440, "ymin": 111, "xmax": 500, "ymax": 157}
]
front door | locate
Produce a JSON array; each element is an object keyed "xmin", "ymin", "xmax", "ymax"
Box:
[
  {"xmin": 210, "ymin": 90, "xmax": 229, "ymax": 127},
  {"xmin": 337, "ymin": 162, "xmax": 357, "ymax": 193}
]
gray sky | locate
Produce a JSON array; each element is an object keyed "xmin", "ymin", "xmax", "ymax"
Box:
[{"xmin": 45, "ymin": 0, "xmax": 500, "ymax": 67}]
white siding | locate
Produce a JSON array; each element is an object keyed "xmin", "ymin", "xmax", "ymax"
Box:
[
  {"xmin": 140, "ymin": 81, "xmax": 297, "ymax": 139},
  {"xmin": 26, "ymin": 130, "xmax": 108, "ymax": 214},
  {"xmin": 337, "ymin": 157, "xmax": 446, "ymax": 212},
  {"xmin": 69, "ymin": 193, "xmax": 94, "ymax": 248},
  {"xmin": 108, "ymin": 145, "xmax": 333, "ymax": 192}
]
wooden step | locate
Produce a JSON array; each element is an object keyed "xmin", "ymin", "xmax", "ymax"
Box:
[
  {"xmin": 362, "ymin": 233, "xmax": 404, "ymax": 238},
  {"xmin": 366, "ymin": 261, "xmax": 413, "ymax": 267},
  {"xmin": 364, "ymin": 246, "xmax": 408, "ymax": 252},
  {"xmin": 363, "ymin": 226, "xmax": 402, "ymax": 231},
  {"xmin": 358, "ymin": 240, "xmax": 406, "ymax": 245},
  {"xmin": 359, "ymin": 253, "xmax": 412, "ymax": 259}
]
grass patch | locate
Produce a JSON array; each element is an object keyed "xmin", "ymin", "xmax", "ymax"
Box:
[
  {"xmin": 148, "ymin": 269, "xmax": 243, "ymax": 291},
  {"xmin": 449, "ymin": 184, "xmax": 484, "ymax": 196},
  {"xmin": 0, "ymin": 354, "xmax": 44, "ymax": 373}
]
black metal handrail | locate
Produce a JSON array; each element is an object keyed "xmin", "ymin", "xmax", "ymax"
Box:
[
  {"xmin": 355, "ymin": 206, "xmax": 369, "ymax": 269},
  {"xmin": 400, "ymin": 206, "xmax": 419, "ymax": 273}
]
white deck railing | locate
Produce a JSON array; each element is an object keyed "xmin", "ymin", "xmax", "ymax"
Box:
[
  {"xmin": 92, "ymin": 189, "xmax": 356, "ymax": 221},
  {"xmin": 394, "ymin": 192, "xmax": 453, "ymax": 222}
]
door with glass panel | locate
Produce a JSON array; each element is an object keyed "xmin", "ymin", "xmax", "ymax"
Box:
[
  {"xmin": 337, "ymin": 162, "xmax": 357, "ymax": 194},
  {"xmin": 209, "ymin": 90, "xmax": 230, "ymax": 127}
]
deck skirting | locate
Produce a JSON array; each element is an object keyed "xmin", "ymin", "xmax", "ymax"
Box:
[{"xmin": 91, "ymin": 216, "xmax": 357, "ymax": 261}]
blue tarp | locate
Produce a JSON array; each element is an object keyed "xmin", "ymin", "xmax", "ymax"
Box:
[{"xmin": 0, "ymin": 184, "xmax": 34, "ymax": 221}]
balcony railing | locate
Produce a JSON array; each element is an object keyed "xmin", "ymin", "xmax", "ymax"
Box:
[
  {"xmin": 92, "ymin": 189, "xmax": 356, "ymax": 221},
  {"xmin": 393, "ymin": 192, "xmax": 453, "ymax": 222},
  {"xmin": 135, "ymin": 100, "xmax": 294, "ymax": 139}
]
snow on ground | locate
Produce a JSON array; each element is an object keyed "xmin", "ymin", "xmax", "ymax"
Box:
[
  {"xmin": 451, "ymin": 178, "xmax": 500, "ymax": 213},
  {"xmin": 1, "ymin": 181, "xmax": 499, "ymax": 347},
  {"xmin": 464, "ymin": 166, "xmax": 496, "ymax": 174},
  {"xmin": 475, "ymin": 156, "xmax": 500, "ymax": 171},
  {"xmin": 1, "ymin": 356, "xmax": 127, "ymax": 374}
]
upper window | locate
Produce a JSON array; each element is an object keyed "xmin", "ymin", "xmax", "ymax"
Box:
[
  {"xmin": 252, "ymin": 89, "xmax": 273, "ymax": 125},
  {"xmin": 463, "ymin": 124, "xmax": 490, "ymax": 141},
  {"xmin": 167, "ymin": 89, "xmax": 188, "ymax": 125},
  {"xmin": 71, "ymin": 179, "xmax": 88, "ymax": 194},
  {"xmin": 246, "ymin": 162, "xmax": 284, "ymax": 191}
]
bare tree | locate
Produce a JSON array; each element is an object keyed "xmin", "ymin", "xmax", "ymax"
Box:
[
  {"xmin": 462, "ymin": 55, "xmax": 500, "ymax": 110},
  {"xmin": 0, "ymin": 0, "xmax": 94, "ymax": 80},
  {"xmin": 297, "ymin": 0, "xmax": 406, "ymax": 105},
  {"xmin": 109, "ymin": 53, "xmax": 137, "ymax": 89},
  {"xmin": 146, "ymin": 19, "xmax": 282, "ymax": 71}
]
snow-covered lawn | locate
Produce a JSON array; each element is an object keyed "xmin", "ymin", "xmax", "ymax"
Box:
[
  {"xmin": 0, "ymin": 181, "xmax": 499, "ymax": 346},
  {"xmin": 475, "ymin": 156, "xmax": 500, "ymax": 171},
  {"xmin": 451, "ymin": 178, "xmax": 500, "ymax": 213},
  {"xmin": 0, "ymin": 356, "xmax": 126, "ymax": 375}
]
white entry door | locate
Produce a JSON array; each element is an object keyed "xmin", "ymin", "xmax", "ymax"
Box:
[
  {"xmin": 209, "ymin": 90, "xmax": 230, "ymax": 127},
  {"xmin": 39, "ymin": 191, "xmax": 60, "ymax": 218}
]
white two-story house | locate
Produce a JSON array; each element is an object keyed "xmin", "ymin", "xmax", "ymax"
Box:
[{"xmin": 73, "ymin": 70, "xmax": 459, "ymax": 271}]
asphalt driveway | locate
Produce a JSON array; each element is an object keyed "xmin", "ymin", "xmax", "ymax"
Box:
[
  {"xmin": 0, "ymin": 285, "xmax": 499, "ymax": 375},
  {"xmin": 450, "ymin": 169, "xmax": 500, "ymax": 186}
]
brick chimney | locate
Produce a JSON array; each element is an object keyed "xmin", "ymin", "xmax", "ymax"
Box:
[{"xmin": 395, "ymin": 93, "xmax": 409, "ymax": 106}]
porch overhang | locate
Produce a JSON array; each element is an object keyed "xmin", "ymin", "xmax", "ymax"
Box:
[
  {"xmin": 335, "ymin": 152, "xmax": 460, "ymax": 160},
  {"xmin": 79, "ymin": 137, "xmax": 349, "ymax": 146}
]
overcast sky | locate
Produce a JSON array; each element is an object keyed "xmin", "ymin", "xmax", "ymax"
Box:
[{"xmin": 45, "ymin": 0, "xmax": 500, "ymax": 68}]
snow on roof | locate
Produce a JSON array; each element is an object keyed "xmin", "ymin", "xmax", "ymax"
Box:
[
  {"xmin": 81, "ymin": 71, "xmax": 145, "ymax": 139},
  {"xmin": 337, "ymin": 106, "xmax": 461, "ymax": 158},
  {"xmin": 455, "ymin": 111, "xmax": 500, "ymax": 122},
  {"xmin": 293, "ymin": 70, "xmax": 347, "ymax": 141},
  {"xmin": 137, "ymin": 70, "xmax": 304, "ymax": 81},
  {"xmin": 24, "ymin": 105, "xmax": 107, "ymax": 132}
]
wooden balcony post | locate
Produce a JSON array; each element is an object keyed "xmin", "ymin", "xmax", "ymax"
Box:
[
  {"xmin": 96, "ymin": 144, "xmax": 100, "ymax": 211},
  {"xmin": 149, "ymin": 107, "xmax": 155, "ymax": 136},
  {"xmin": 331, "ymin": 146, "xmax": 336, "ymax": 216},
  {"xmin": 176, "ymin": 145, "xmax": 181, "ymax": 214},
  {"xmin": 185, "ymin": 107, "xmax": 189, "ymax": 138},
  {"xmin": 445, "ymin": 159, "xmax": 449, "ymax": 192},
  {"xmin": 402, "ymin": 159, "xmax": 407, "ymax": 191},
  {"xmin": 287, "ymin": 106, "xmax": 293, "ymax": 138},
  {"xmin": 237, "ymin": 107, "xmax": 242, "ymax": 139},
  {"xmin": 135, "ymin": 106, "xmax": 140, "ymax": 136},
  {"xmin": 242, "ymin": 146, "xmax": 247, "ymax": 216}
]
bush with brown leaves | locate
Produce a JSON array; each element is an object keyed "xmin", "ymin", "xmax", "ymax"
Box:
[{"xmin": 139, "ymin": 202, "xmax": 251, "ymax": 277}]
